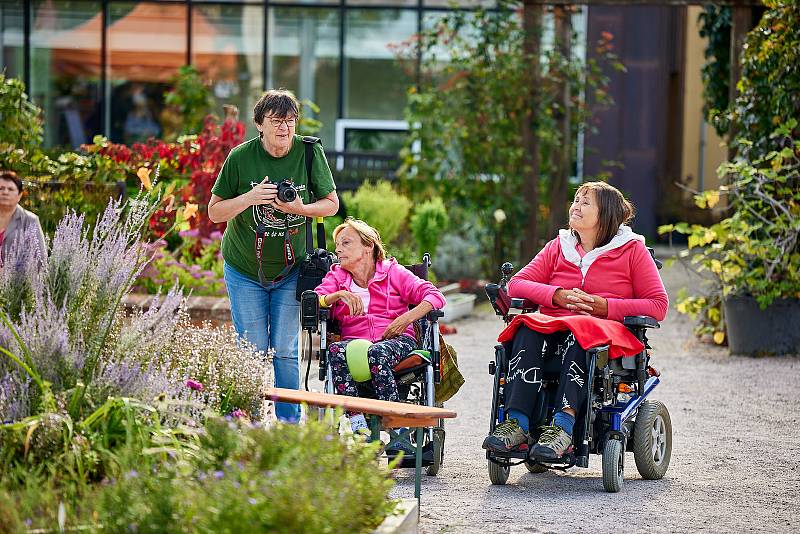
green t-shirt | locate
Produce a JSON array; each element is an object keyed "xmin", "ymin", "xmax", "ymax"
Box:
[{"xmin": 211, "ymin": 135, "xmax": 336, "ymax": 282}]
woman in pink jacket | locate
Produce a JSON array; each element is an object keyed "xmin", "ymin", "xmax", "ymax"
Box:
[
  {"xmin": 315, "ymin": 218, "xmax": 446, "ymax": 433},
  {"xmin": 482, "ymin": 181, "xmax": 668, "ymax": 462}
]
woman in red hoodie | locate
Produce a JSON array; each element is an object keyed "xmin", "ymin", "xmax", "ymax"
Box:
[
  {"xmin": 482, "ymin": 181, "xmax": 668, "ymax": 462},
  {"xmin": 315, "ymin": 218, "xmax": 446, "ymax": 434}
]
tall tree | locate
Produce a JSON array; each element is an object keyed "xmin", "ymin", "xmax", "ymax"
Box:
[{"xmin": 398, "ymin": 1, "xmax": 620, "ymax": 270}]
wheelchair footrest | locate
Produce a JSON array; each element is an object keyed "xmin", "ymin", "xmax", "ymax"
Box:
[
  {"xmin": 387, "ymin": 442, "xmax": 436, "ymax": 468},
  {"xmin": 486, "ymin": 449, "xmax": 529, "ymax": 461}
]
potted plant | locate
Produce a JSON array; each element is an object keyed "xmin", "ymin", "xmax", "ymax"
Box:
[
  {"xmin": 661, "ymin": 121, "xmax": 800, "ymax": 354},
  {"xmin": 660, "ymin": 0, "xmax": 799, "ymax": 355}
]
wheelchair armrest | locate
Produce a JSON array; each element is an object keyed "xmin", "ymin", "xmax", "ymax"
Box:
[
  {"xmin": 485, "ymin": 283, "xmax": 511, "ymax": 317},
  {"xmin": 426, "ymin": 309, "xmax": 444, "ymax": 321},
  {"xmin": 623, "ymin": 316, "xmax": 660, "ymax": 329},
  {"xmin": 510, "ymin": 298, "xmax": 537, "ymax": 312}
]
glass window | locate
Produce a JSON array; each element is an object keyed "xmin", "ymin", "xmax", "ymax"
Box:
[
  {"xmin": 108, "ymin": 2, "xmax": 187, "ymax": 144},
  {"xmin": 30, "ymin": 0, "xmax": 102, "ymax": 148},
  {"xmin": 424, "ymin": 0, "xmax": 496, "ymax": 7},
  {"xmin": 268, "ymin": 7, "xmax": 340, "ymax": 144},
  {"xmin": 347, "ymin": 0, "xmax": 417, "ymax": 6},
  {"xmin": 192, "ymin": 3, "xmax": 263, "ymax": 140},
  {"xmin": 0, "ymin": 0, "xmax": 25, "ymax": 82},
  {"xmin": 344, "ymin": 9, "xmax": 417, "ymax": 121},
  {"xmin": 271, "ymin": 0, "xmax": 338, "ymax": 5}
]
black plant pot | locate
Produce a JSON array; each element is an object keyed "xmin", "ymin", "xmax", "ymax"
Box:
[{"xmin": 724, "ymin": 296, "xmax": 800, "ymax": 356}]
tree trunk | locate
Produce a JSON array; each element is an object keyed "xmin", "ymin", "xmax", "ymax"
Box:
[
  {"xmin": 547, "ymin": 5, "xmax": 573, "ymax": 238},
  {"xmin": 727, "ymin": 5, "xmax": 752, "ymax": 160},
  {"xmin": 520, "ymin": 1, "xmax": 543, "ymax": 261}
]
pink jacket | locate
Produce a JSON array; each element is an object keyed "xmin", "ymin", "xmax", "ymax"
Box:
[
  {"xmin": 315, "ymin": 258, "xmax": 447, "ymax": 342},
  {"xmin": 508, "ymin": 226, "xmax": 668, "ymax": 322}
]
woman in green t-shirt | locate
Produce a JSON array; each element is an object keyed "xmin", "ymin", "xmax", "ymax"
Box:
[{"xmin": 208, "ymin": 89, "xmax": 339, "ymax": 422}]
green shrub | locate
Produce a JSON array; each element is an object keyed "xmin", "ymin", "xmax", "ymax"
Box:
[
  {"xmin": 342, "ymin": 181, "xmax": 411, "ymax": 245},
  {"xmin": 409, "ymin": 197, "xmax": 448, "ymax": 259},
  {"xmin": 0, "ymin": 73, "xmax": 43, "ymax": 153},
  {"xmin": 23, "ymin": 181, "xmax": 125, "ymax": 236},
  {"xmin": 163, "ymin": 65, "xmax": 215, "ymax": 141},
  {"xmin": 101, "ymin": 418, "xmax": 395, "ymax": 534},
  {"xmin": 435, "ymin": 231, "xmax": 490, "ymax": 281},
  {"xmin": 1, "ymin": 417, "xmax": 397, "ymax": 534},
  {"xmin": 323, "ymin": 215, "xmax": 344, "ymax": 253}
]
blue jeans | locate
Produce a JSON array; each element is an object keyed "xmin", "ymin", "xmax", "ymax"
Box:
[{"xmin": 224, "ymin": 262, "xmax": 300, "ymax": 422}]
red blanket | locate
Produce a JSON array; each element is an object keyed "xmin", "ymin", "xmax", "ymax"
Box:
[{"xmin": 497, "ymin": 313, "xmax": 644, "ymax": 359}]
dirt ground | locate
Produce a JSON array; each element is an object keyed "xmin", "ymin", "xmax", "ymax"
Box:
[{"xmin": 387, "ymin": 259, "xmax": 800, "ymax": 533}]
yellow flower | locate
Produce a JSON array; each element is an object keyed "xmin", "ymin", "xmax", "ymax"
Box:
[
  {"xmin": 137, "ymin": 167, "xmax": 152, "ymax": 191},
  {"xmin": 183, "ymin": 202, "xmax": 199, "ymax": 220}
]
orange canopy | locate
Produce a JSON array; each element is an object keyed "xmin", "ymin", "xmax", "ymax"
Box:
[{"xmin": 47, "ymin": 3, "xmax": 238, "ymax": 82}]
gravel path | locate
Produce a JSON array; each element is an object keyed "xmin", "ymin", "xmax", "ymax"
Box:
[{"xmin": 388, "ymin": 260, "xmax": 800, "ymax": 533}]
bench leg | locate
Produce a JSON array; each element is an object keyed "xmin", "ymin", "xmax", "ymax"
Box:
[
  {"xmin": 415, "ymin": 426, "xmax": 423, "ymax": 504},
  {"xmin": 369, "ymin": 415, "xmax": 381, "ymax": 443}
]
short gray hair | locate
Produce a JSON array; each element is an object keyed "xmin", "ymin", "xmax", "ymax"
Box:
[{"xmin": 253, "ymin": 89, "xmax": 299, "ymax": 124}]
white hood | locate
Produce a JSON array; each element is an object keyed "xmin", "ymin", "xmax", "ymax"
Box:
[{"xmin": 558, "ymin": 225, "xmax": 645, "ymax": 278}]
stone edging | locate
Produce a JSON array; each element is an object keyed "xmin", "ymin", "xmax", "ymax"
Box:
[
  {"xmin": 373, "ymin": 499, "xmax": 418, "ymax": 534},
  {"xmin": 123, "ymin": 293, "xmax": 231, "ymax": 324}
]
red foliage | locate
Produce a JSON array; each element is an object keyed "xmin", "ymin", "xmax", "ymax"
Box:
[{"xmin": 86, "ymin": 114, "xmax": 246, "ymax": 246}]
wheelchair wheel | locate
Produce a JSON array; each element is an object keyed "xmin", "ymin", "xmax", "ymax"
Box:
[
  {"xmin": 602, "ymin": 439, "xmax": 624, "ymax": 492},
  {"xmin": 487, "ymin": 459, "xmax": 510, "ymax": 485},
  {"xmin": 632, "ymin": 400, "xmax": 672, "ymax": 480},
  {"xmin": 525, "ymin": 461, "xmax": 548, "ymax": 474},
  {"xmin": 425, "ymin": 427, "xmax": 445, "ymax": 476}
]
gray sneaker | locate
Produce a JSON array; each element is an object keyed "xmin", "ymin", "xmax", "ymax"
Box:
[
  {"xmin": 482, "ymin": 419, "xmax": 529, "ymax": 453},
  {"xmin": 531, "ymin": 425, "xmax": 572, "ymax": 461}
]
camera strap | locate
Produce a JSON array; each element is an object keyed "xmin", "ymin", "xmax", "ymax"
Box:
[
  {"xmin": 270, "ymin": 217, "xmax": 296, "ymax": 285},
  {"xmin": 301, "ymin": 136, "xmax": 327, "ymax": 253}
]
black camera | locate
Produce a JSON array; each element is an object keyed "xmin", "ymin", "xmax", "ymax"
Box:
[{"xmin": 276, "ymin": 180, "xmax": 298, "ymax": 202}]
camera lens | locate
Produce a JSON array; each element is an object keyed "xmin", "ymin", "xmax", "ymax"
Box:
[
  {"xmin": 277, "ymin": 181, "xmax": 297, "ymax": 202},
  {"xmin": 281, "ymin": 187, "xmax": 297, "ymax": 202}
]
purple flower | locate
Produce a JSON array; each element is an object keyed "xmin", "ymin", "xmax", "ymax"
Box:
[
  {"xmin": 126, "ymin": 469, "xmax": 138, "ymax": 479},
  {"xmin": 248, "ymin": 497, "xmax": 257, "ymax": 505},
  {"xmin": 231, "ymin": 409, "xmax": 246, "ymax": 418},
  {"xmin": 213, "ymin": 470, "xmax": 224, "ymax": 480},
  {"xmin": 179, "ymin": 229, "xmax": 200, "ymax": 239},
  {"xmin": 186, "ymin": 379, "xmax": 204, "ymax": 391},
  {"xmin": 210, "ymin": 231, "xmax": 223, "ymax": 241}
]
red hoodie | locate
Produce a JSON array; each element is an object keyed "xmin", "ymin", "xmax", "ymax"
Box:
[{"xmin": 507, "ymin": 226, "xmax": 668, "ymax": 323}]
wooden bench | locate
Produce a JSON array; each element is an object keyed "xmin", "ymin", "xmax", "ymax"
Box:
[{"xmin": 264, "ymin": 387, "xmax": 457, "ymax": 503}]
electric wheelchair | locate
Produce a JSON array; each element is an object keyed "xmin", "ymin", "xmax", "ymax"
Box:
[
  {"xmin": 299, "ymin": 253, "xmax": 447, "ymax": 475},
  {"xmin": 484, "ymin": 253, "xmax": 672, "ymax": 492}
]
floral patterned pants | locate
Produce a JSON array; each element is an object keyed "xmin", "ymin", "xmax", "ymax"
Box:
[{"xmin": 328, "ymin": 335, "xmax": 417, "ymax": 402}]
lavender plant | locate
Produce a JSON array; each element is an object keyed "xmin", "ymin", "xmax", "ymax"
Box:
[{"xmin": 0, "ymin": 185, "xmax": 267, "ymax": 428}]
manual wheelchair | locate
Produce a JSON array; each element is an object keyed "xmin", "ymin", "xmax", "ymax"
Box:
[
  {"xmin": 299, "ymin": 253, "xmax": 447, "ymax": 475},
  {"xmin": 483, "ymin": 254, "xmax": 672, "ymax": 492}
]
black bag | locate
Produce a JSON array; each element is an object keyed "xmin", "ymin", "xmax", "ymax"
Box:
[{"xmin": 295, "ymin": 137, "xmax": 336, "ymax": 301}]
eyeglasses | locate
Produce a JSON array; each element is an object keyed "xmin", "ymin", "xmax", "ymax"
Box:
[{"xmin": 267, "ymin": 117, "xmax": 297, "ymax": 128}]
